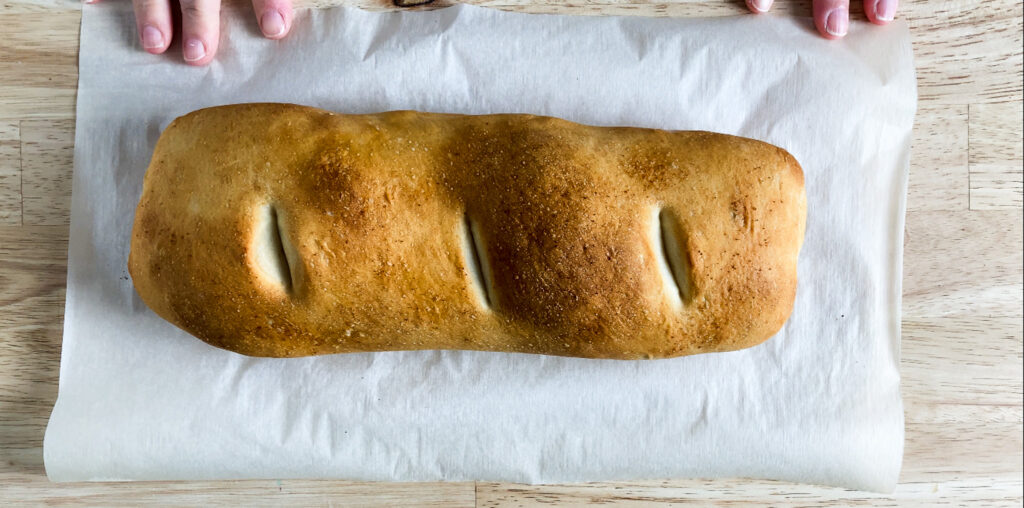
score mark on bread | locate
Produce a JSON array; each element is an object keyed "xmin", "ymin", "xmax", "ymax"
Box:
[
  {"xmin": 253, "ymin": 204, "xmax": 299, "ymax": 295},
  {"xmin": 461, "ymin": 213, "xmax": 495, "ymax": 311},
  {"xmin": 652, "ymin": 206, "xmax": 693, "ymax": 309},
  {"xmin": 128, "ymin": 104, "xmax": 806, "ymax": 359}
]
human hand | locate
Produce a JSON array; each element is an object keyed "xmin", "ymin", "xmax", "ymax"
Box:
[
  {"xmin": 745, "ymin": 0, "xmax": 898, "ymax": 39},
  {"xmin": 127, "ymin": 0, "xmax": 294, "ymax": 65}
]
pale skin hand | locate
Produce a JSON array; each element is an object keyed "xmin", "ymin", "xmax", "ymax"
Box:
[
  {"xmin": 124, "ymin": 0, "xmax": 294, "ymax": 66},
  {"xmin": 118, "ymin": 0, "xmax": 892, "ymax": 66},
  {"xmin": 746, "ymin": 0, "xmax": 899, "ymax": 39}
]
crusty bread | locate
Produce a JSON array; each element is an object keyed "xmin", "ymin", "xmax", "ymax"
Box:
[{"xmin": 129, "ymin": 103, "xmax": 806, "ymax": 359}]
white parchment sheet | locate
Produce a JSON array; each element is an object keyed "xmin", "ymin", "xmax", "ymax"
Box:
[{"xmin": 44, "ymin": 3, "xmax": 916, "ymax": 492}]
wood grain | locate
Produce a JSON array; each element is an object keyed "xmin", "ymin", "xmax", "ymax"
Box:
[
  {"xmin": 0, "ymin": 13, "xmax": 79, "ymax": 120},
  {"xmin": 0, "ymin": 477, "xmax": 476, "ymax": 507},
  {"xmin": 970, "ymin": 103, "xmax": 1024, "ymax": 210},
  {"xmin": 476, "ymin": 477, "xmax": 1024, "ymax": 506},
  {"xmin": 908, "ymin": 105, "xmax": 968, "ymax": 211},
  {"xmin": 910, "ymin": 1, "xmax": 1024, "ymax": 105},
  {"xmin": 0, "ymin": 0, "xmax": 1021, "ymax": 505},
  {"xmin": 0, "ymin": 121, "xmax": 19, "ymax": 224},
  {"xmin": 20, "ymin": 120, "xmax": 73, "ymax": 226},
  {"xmin": 903, "ymin": 210, "xmax": 1023, "ymax": 319},
  {"xmin": 903, "ymin": 316, "xmax": 1023, "ymax": 405},
  {"xmin": 0, "ymin": 225, "xmax": 67, "ymax": 479}
]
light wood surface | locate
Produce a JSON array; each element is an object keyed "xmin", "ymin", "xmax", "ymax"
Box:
[{"xmin": 1, "ymin": 0, "xmax": 1021, "ymax": 505}]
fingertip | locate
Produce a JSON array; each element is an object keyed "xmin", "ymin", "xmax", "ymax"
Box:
[
  {"xmin": 259, "ymin": 9, "xmax": 291, "ymax": 39},
  {"xmin": 866, "ymin": 0, "xmax": 897, "ymax": 24},
  {"xmin": 815, "ymin": 8, "xmax": 849, "ymax": 39},
  {"xmin": 818, "ymin": 29, "xmax": 844, "ymax": 40},
  {"xmin": 133, "ymin": 0, "xmax": 173, "ymax": 54},
  {"xmin": 141, "ymin": 25, "xmax": 169, "ymax": 53},
  {"xmin": 815, "ymin": 27, "xmax": 846, "ymax": 40},
  {"xmin": 179, "ymin": 0, "xmax": 222, "ymax": 65},
  {"xmin": 746, "ymin": 0, "xmax": 774, "ymax": 14},
  {"xmin": 183, "ymin": 38, "xmax": 217, "ymax": 66}
]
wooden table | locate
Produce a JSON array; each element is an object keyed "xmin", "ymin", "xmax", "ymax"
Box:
[{"xmin": 1, "ymin": 0, "xmax": 1021, "ymax": 504}]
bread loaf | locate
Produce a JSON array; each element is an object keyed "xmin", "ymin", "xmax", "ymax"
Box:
[{"xmin": 129, "ymin": 103, "xmax": 806, "ymax": 359}]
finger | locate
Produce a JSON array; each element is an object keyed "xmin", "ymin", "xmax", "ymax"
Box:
[
  {"xmin": 180, "ymin": 0, "xmax": 221, "ymax": 66},
  {"xmin": 131, "ymin": 0, "xmax": 173, "ymax": 54},
  {"xmin": 865, "ymin": 0, "xmax": 898, "ymax": 24},
  {"xmin": 252, "ymin": 0, "xmax": 293, "ymax": 39},
  {"xmin": 813, "ymin": 0, "xmax": 850, "ymax": 39},
  {"xmin": 746, "ymin": 0, "xmax": 774, "ymax": 14}
]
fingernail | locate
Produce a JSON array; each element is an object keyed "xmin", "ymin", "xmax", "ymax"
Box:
[
  {"xmin": 825, "ymin": 9, "xmax": 849, "ymax": 37},
  {"xmin": 260, "ymin": 10, "xmax": 286, "ymax": 37},
  {"xmin": 749, "ymin": 0, "xmax": 773, "ymax": 13},
  {"xmin": 184, "ymin": 39, "xmax": 206, "ymax": 62},
  {"xmin": 874, "ymin": 0, "xmax": 895, "ymax": 21},
  {"xmin": 141, "ymin": 25, "xmax": 164, "ymax": 49}
]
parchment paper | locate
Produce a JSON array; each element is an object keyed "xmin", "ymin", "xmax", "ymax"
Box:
[{"xmin": 44, "ymin": 2, "xmax": 916, "ymax": 492}]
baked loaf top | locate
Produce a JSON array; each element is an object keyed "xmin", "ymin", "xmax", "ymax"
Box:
[{"xmin": 129, "ymin": 103, "xmax": 806, "ymax": 359}]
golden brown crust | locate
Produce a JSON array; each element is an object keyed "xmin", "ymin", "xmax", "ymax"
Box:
[{"xmin": 128, "ymin": 103, "xmax": 806, "ymax": 359}]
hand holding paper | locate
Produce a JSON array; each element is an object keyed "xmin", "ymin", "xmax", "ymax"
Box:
[
  {"xmin": 47, "ymin": 4, "xmax": 914, "ymax": 491},
  {"xmin": 114, "ymin": 0, "xmax": 902, "ymax": 65}
]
